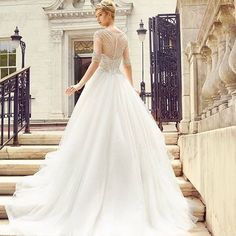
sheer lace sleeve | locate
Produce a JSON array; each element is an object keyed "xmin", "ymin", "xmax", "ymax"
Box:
[
  {"xmin": 123, "ymin": 40, "xmax": 131, "ymax": 66},
  {"xmin": 92, "ymin": 30, "xmax": 102, "ymax": 63}
]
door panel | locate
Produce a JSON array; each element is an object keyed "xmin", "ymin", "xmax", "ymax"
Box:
[{"xmin": 74, "ymin": 55, "xmax": 91, "ymax": 105}]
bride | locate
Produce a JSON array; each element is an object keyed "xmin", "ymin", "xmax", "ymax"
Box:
[{"xmin": 5, "ymin": 0, "xmax": 198, "ymax": 235}]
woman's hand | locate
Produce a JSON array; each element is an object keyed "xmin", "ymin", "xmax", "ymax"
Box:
[
  {"xmin": 135, "ymin": 89, "xmax": 140, "ymax": 96},
  {"xmin": 65, "ymin": 83, "xmax": 83, "ymax": 96}
]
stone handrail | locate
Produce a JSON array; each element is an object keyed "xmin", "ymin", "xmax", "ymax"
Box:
[{"xmin": 186, "ymin": 0, "xmax": 236, "ymax": 124}]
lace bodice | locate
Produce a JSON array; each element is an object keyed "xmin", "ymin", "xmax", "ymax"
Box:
[{"xmin": 91, "ymin": 28, "xmax": 131, "ymax": 72}]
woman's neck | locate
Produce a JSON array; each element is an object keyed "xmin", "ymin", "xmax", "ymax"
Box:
[{"xmin": 105, "ymin": 22, "xmax": 115, "ymax": 28}]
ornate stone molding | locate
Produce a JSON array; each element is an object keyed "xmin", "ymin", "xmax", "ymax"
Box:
[
  {"xmin": 185, "ymin": 42, "xmax": 200, "ymax": 61},
  {"xmin": 177, "ymin": 0, "xmax": 207, "ymax": 8},
  {"xmin": 43, "ymin": 0, "xmax": 133, "ymax": 20},
  {"xmin": 51, "ymin": 30, "xmax": 64, "ymax": 42},
  {"xmin": 197, "ymin": 0, "xmax": 234, "ymax": 47}
]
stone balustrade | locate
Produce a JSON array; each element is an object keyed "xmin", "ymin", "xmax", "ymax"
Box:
[{"xmin": 185, "ymin": 0, "xmax": 236, "ymax": 133}]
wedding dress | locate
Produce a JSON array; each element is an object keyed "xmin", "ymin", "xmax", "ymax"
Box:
[{"xmin": 5, "ymin": 28, "xmax": 198, "ymax": 236}]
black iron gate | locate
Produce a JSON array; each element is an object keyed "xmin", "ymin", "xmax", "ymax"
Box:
[{"xmin": 149, "ymin": 14, "xmax": 181, "ymax": 131}]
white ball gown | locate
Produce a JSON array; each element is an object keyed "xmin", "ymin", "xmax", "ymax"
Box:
[{"xmin": 5, "ymin": 28, "xmax": 198, "ymax": 236}]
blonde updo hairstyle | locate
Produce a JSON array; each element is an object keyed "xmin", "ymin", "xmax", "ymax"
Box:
[{"xmin": 95, "ymin": 0, "xmax": 116, "ymax": 20}]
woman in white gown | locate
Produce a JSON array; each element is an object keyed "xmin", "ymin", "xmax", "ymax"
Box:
[{"xmin": 5, "ymin": 0, "xmax": 199, "ymax": 235}]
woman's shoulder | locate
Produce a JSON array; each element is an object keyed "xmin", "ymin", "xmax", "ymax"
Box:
[
  {"xmin": 93, "ymin": 29, "xmax": 103, "ymax": 38},
  {"xmin": 94, "ymin": 27, "xmax": 127, "ymax": 37}
]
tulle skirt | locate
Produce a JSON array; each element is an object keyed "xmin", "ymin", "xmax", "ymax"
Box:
[{"xmin": 5, "ymin": 67, "xmax": 198, "ymax": 235}]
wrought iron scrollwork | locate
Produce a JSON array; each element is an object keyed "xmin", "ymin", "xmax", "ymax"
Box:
[
  {"xmin": 149, "ymin": 14, "xmax": 182, "ymax": 131},
  {"xmin": 0, "ymin": 67, "xmax": 31, "ymax": 149}
]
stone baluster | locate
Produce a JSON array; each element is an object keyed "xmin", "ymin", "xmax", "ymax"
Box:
[
  {"xmin": 218, "ymin": 5, "xmax": 236, "ymax": 106},
  {"xmin": 211, "ymin": 22, "xmax": 229, "ymax": 111},
  {"xmin": 202, "ymin": 36, "xmax": 218, "ymax": 117},
  {"xmin": 228, "ymin": 2, "xmax": 236, "ymax": 102},
  {"xmin": 201, "ymin": 46, "xmax": 212, "ymax": 118}
]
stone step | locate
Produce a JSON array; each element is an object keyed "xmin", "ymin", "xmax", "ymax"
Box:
[
  {"xmin": 0, "ymin": 159, "xmax": 182, "ymax": 177},
  {"xmin": 0, "ymin": 176, "xmax": 198, "ymax": 197},
  {"xmin": 0, "ymin": 220, "xmax": 211, "ymax": 236},
  {"xmin": 0, "ymin": 220, "xmax": 212, "ymax": 236},
  {"xmin": 0, "ymin": 160, "xmax": 182, "ymax": 176},
  {"xmin": 0, "ymin": 144, "xmax": 180, "ymax": 160},
  {"xmin": 0, "ymin": 195, "xmax": 205, "ymax": 221},
  {"xmin": 4, "ymin": 131, "xmax": 179, "ymax": 146},
  {"xmin": 0, "ymin": 145, "xmax": 58, "ymax": 160}
]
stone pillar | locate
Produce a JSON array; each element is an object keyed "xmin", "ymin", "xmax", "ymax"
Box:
[
  {"xmin": 49, "ymin": 30, "xmax": 64, "ymax": 119},
  {"xmin": 186, "ymin": 42, "xmax": 203, "ymax": 133},
  {"xmin": 179, "ymin": 55, "xmax": 191, "ymax": 134},
  {"xmin": 177, "ymin": 0, "xmax": 208, "ymax": 134},
  {"xmin": 218, "ymin": 5, "xmax": 236, "ymax": 106}
]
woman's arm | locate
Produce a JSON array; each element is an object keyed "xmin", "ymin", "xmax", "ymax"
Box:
[
  {"xmin": 65, "ymin": 31, "xmax": 102, "ymax": 96},
  {"xmin": 123, "ymin": 44, "xmax": 133, "ymax": 86},
  {"xmin": 65, "ymin": 62, "xmax": 99, "ymax": 96},
  {"xmin": 79, "ymin": 61, "xmax": 100, "ymax": 87},
  {"xmin": 123, "ymin": 63, "xmax": 133, "ymax": 86},
  {"xmin": 123, "ymin": 43, "xmax": 140, "ymax": 95}
]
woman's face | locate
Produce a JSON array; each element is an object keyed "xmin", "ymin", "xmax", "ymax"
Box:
[{"xmin": 95, "ymin": 9, "xmax": 113, "ymax": 27}]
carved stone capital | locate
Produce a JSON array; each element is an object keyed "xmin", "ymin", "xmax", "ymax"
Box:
[
  {"xmin": 51, "ymin": 30, "xmax": 64, "ymax": 42},
  {"xmin": 185, "ymin": 42, "xmax": 200, "ymax": 61},
  {"xmin": 197, "ymin": 0, "xmax": 234, "ymax": 47}
]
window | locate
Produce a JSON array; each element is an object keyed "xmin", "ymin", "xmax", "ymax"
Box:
[{"xmin": 0, "ymin": 40, "xmax": 16, "ymax": 79}]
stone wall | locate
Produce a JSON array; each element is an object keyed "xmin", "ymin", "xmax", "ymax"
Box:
[
  {"xmin": 178, "ymin": 126, "xmax": 236, "ymax": 236},
  {"xmin": 0, "ymin": 0, "xmax": 52, "ymax": 119}
]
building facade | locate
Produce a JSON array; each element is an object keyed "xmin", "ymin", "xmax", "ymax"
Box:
[{"xmin": 0, "ymin": 0, "xmax": 175, "ymax": 120}]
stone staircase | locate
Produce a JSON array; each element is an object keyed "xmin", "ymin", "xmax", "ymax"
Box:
[{"xmin": 0, "ymin": 129, "xmax": 211, "ymax": 235}]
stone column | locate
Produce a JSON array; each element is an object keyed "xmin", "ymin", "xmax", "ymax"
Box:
[
  {"xmin": 186, "ymin": 42, "xmax": 202, "ymax": 133},
  {"xmin": 179, "ymin": 55, "xmax": 191, "ymax": 134},
  {"xmin": 218, "ymin": 5, "xmax": 236, "ymax": 106},
  {"xmin": 49, "ymin": 30, "xmax": 64, "ymax": 119},
  {"xmin": 177, "ymin": 0, "xmax": 208, "ymax": 134}
]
